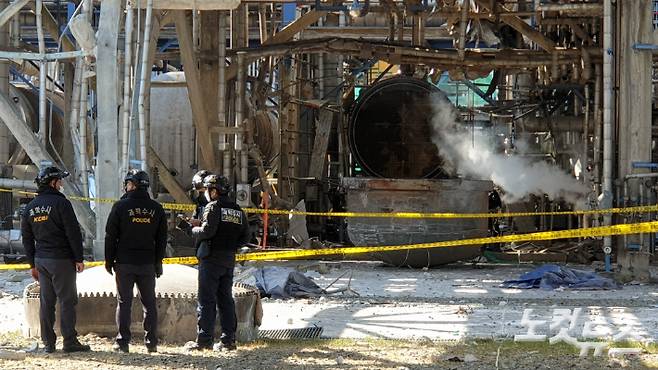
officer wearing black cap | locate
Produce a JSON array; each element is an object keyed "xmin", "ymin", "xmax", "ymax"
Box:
[
  {"xmin": 184, "ymin": 174, "xmax": 249, "ymax": 352},
  {"xmin": 21, "ymin": 166, "xmax": 91, "ymax": 353},
  {"xmin": 104, "ymin": 169, "xmax": 167, "ymax": 353}
]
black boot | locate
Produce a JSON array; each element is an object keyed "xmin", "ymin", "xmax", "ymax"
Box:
[
  {"xmin": 63, "ymin": 339, "xmax": 91, "ymax": 353},
  {"xmin": 213, "ymin": 342, "xmax": 237, "ymax": 352},
  {"xmin": 112, "ymin": 342, "xmax": 129, "ymax": 353},
  {"xmin": 41, "ymin": 343, "xmax": 55, "ymax": 354}
]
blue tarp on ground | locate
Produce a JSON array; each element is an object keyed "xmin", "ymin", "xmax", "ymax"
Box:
[{"xmin": 501, "ymin": 264, "xmax": 620, "ymax": 290}]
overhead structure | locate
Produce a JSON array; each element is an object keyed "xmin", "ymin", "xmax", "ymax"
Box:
[{"xmin": 0, "ymin": 0, "xmax": 651, "ymax": 279}]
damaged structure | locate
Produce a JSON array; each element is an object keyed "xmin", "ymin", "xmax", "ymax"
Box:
[{"xmin": 0, "ymin": 0, "xmax": 653, "ymax": 342}]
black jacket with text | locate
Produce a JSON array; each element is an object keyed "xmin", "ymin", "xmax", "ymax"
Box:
[
  {"xmin": 21, "ymin": 187, "xmax": 84, "ymax": 267},
  {"xmin": 192, "ymin": 195, "xmax": 250, "ymax": 268},
  {"xmin": 104, "ymin": 189, "xmax": 168, "ymax": 266}
]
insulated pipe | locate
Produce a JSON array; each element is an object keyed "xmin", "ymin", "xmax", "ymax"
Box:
[
  {"xmin": 396, "ymin": 9, "xmax": 403, "ymax": 42},
  {"xmin": 236, "ymin": 51, "xmax": 247, "ymax": 183},
  {"xmin": 192, "ymin": 9, "xmax": 199, "ymax": 55},
  {"xmin": 69, "ymin": 58, "xmax": 82, "ymax": 152},
  {"xmin": 593, "ymin": 64, "xmax": 601, "ymax": 189},
  {"xmin": 137, "ymin": 0, "xmax": 153, "ymax": 170},
  {"xmin": 537, "ymin": 3, "xmax": 602, "ymax": 13},
  {"xmin": 121, "ymin": 3, "xmax": 134, "ymax": 174},
  {"xmin": 78, "ymin": 65, "xmax": 89, "ymax": 197},
  {"xmin": 582, "ymin": 84, "xmax": 590, "ymax": 228},
  {"xmin": 36, "ymin": 0, "xmax": 46, "ymax": 145},
  {"xmin": 258, "ymin": 5, "xmax": 267, "ymax": 44},
  {"xmin": 0, "ymin": 178, "xmax": 37, "ymax": 190},
  {"xmin": 418, "ymin": 13, "xmax": 425, "ymax": 45},
  {"xmin": 602, "ymin": 0, "xmax": 612, "ymax": 270},
  {"xmin": 219, "ymin": 10, "xmax": 229, "ymax": 177},
  {"xmin": 0, "ymin": 0, "xmax": 9, "ymax": 163},
  {"xmin": 10, "ymin": 8, "xmax": 18, "ymax": 49},
  {"xmin": 79, "ymin": 0, "xmax": 91, "ymax": 204},
  {"xmin": 458, "ymin": 0, "xmax": 468, "ymax": 59},
  {"xmin": 583, "ymin": 85, "xmax": 590, "ymax": 183}
]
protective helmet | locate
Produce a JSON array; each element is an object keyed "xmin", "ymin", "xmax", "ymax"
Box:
[
  {"xmin": 35, "ymin": 166, "xmax": 70, "ymax": 187},
  {"xmin": 192, "ymin": 170, "xmax": 212, "ymax": 190},
  {"xmin": 203, "ymin": 174, "xmax": 231, "ymax": 194},
  {"xmin": 124, "ymin": 169, "xmax": 150, "ymax": 188}
]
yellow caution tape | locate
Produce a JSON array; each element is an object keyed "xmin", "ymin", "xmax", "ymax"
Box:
[
  {"xmin": 242, "ymin": 204, "xmax": 658, "ymax": 219},
  {"xmin": 231, "ymin": 220, "xmax": 658, "ymax": 261},
  {"xmin": 3, "ymin": 221, "xmax": 654, "ymax": 270},
  {"xmin": 3, "ymin": 186, "xmax": 658, "ymax": 219},
  {"xmin": 0, "ymin": 260, "xmax": 104, "ymax": 271}
]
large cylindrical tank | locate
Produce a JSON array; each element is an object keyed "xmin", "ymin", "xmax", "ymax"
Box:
[
  {"xmin": 343, "ymin": 177, "xmax": 492, "ymax": 268},
  {"xmin": 348, "ymin": 77, "xmax": 448, "ymax": 179}
]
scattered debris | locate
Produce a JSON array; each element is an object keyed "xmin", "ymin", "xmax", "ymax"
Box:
[
  {"xmin": 9, "ymin": 274, "xmax": 26, "ymax": 283},
  {"xmin": 501, "ymin": 264, "xmax": 619, "ymax": 290},
  {"xmin": 455, "ymin": 306, "xmax": 474, "ymax": 315},
  {"xmin": 336, "ymin": 355, "xmax": 345, "ymax": 365},
  {"xmin": 608, "ymin": 348, "xmax": 642, "ymax": 357},
  {"xmin": 238, "ymin": 266, "xmax": 359, "ymax": 299},
  {"xmin": 24, "ymin": 341, "xmax": 38, "ymax": 353},
  {"xmin": 0, "ymin": 349, "xmax": 26, "ymax": 360}
]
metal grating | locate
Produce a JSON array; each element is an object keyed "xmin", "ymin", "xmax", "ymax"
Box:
[{"xmin": 258, "ymin": 327, "xmax": 323, "ymax": 340}]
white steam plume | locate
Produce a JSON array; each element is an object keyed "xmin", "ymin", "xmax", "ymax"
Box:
[{"xmin": 429, "ymin": 94, "xmax": 588, "ymax": 206}]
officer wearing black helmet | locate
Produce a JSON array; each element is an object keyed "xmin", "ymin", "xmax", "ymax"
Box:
[
  {"xmin": 21, "ymin": 166, "xmax": 90, "ymax": 353},
  {"xmin": 104, "ymin": 169, "xmax": 167, "ymax": 353},
  {"xmin": 184, "ymin": 174, "xmax": 249, "ymax": 352}
]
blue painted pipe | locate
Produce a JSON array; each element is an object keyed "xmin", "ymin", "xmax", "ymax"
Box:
[{"xmin": 631, "ymin": 162, "xmax": 658, "ymax": 169}]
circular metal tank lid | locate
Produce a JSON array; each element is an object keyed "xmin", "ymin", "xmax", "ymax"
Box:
[{"xmin": 348, "ymin": 77, "xmax": 449, "ymax": 179}]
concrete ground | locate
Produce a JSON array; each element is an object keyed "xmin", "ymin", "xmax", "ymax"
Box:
[
  {"xmin": 0, "ymin": 260, "xmax": 656, "ymax": 360},
  {"xmin": 249, "ymin": 261, "xmax": 658, "ymax": 344}
]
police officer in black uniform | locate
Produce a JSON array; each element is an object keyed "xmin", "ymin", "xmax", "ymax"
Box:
[
  {"xmin": 104, "ymin": 170, "xmax": 167, "ymax": 353},
  {"xmin": 184, "ymin": 175, "xmax": 249, "ymax": 352},
  {"xmin": 21, "ymin": 166, "xmax": 91, "ymax": 354}
]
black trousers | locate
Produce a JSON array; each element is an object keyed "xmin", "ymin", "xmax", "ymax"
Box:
[
  {"xmin": 35, "ymin": 258, "xmax": 79, "ymax": 347},
  {"xmin": 196, "ymin": 260, "xmax": 236, "ymax": 346},
  {"xmin": 114, "ymin": 264, "xmax": 157, "ymax": 347}
]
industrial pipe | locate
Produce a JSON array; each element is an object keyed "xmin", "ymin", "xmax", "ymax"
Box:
[
  {"xmin": 602, "ymin": 0, "xmax": 612, "ymax": 271},
  {"xmin": 121, "ymin": 3, "xmax": 134, "ymax": 174},
  {"xmin": 458, "ymin": 0, "xmax": 468, "ymax": 59},
  {"xmin": 593, "ymin": 64, "xmax": 601, "ymax": 193},
  {"xmin": 35, "ymin": 0, "xmax": 46, "ymax": 145},
  {"xmin": 78, "ymin": 65, "xmax": 89, "ymax": 197},
  {"xmin": 583, "ymin": 85, "xmax": 590, "ymax": 184},
  {"xmin": 236, "ymin": 51, "xmax": 247, "ymax": 183},
  {"xmin": 219, "ymin": 11, "xmax": 230, "ymax": 178},
  {"xmin": 582, "ymin": 84, "xmax": 590, "ymax": 228},
  {"xmin": 192, "ymin": 8, "xmax": 199, "ymax": 54},
  {"xmin": 537, "ymin": 3, "xmax": 602, "ymax": 14},
  {"xmin": 0, "ymin": 0, "xmax": 29, "ymax": 30},
  {"xmin": 137, "ymin": 0, "xmax": 153, "ymax": 170},
  {"xmin": 79, "ymin": 0, "xmax": 92, "ymax": 200},
  {"xmin": 0, "ymin": 178, "xmax": 37, "ymax": 190},
  {"xmin": 10, "ymin": 6, "xmax": 19, "ymax": 49},
  {"xmin": 69, "ymin": 58, "xmax": 83, "ymax": 163},
  {"xmin": 0, "ymin": 0, "xmax": 10, "ymax": 163}
]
